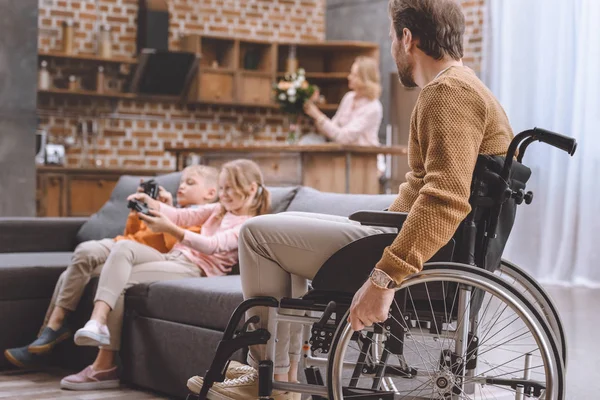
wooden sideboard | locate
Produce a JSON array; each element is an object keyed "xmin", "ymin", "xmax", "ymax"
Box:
[
  {"xmin": 36, "ymin": 166, "xmax": 171, "ymax": 217},
  {"xmin": 166, "ymin": 143, "xmax": 408, "ymax": 195}
]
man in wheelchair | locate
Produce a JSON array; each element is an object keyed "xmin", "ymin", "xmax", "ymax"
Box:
[{"xmin": 188, "ymin": 0, "xmax": 576, "ymax": 399}]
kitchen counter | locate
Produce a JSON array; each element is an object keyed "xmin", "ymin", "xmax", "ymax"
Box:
[{"xmin": 165, "ymin": 143, "xmax": 408, "ymax": 194}]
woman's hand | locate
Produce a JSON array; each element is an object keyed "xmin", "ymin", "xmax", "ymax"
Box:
[
  {"xmin": 138, "ymin": 210, "xmax": 185, "ymax": 240},
  {"xmin": 127, "ymin": 193, "xmax": 160, "ymax": 210},
  {"xmin": 303, "ymin": 100, "xmax": 323, "ymax": 120},
  {"xmin": 310, "ymin": 88, "xmax": 321, "ymax": 103}
]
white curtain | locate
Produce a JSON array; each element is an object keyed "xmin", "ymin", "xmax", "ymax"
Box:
[{"xmin": 484, "ymin": 0, "xmax": 600, "ymax": 286}]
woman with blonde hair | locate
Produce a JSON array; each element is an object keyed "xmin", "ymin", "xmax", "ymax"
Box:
[{"xmin": 303, "ymin": 56, "xmax": 383, "ymax": 146}]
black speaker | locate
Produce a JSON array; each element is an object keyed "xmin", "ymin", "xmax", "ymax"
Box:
[{"xmin": 137, "ymin": 0, "xmax": 170, "ymax": 52}]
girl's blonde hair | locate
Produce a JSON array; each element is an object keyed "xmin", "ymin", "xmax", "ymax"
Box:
[
  {"xmin": 220, "ymin": 159, "xmax": 271, "ymax": 216},
  {"xmin": 353, "ymin": 56, "xmax": 382, "ymax": 100}
]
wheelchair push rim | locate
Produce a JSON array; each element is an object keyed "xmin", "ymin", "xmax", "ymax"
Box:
[
  {"xmin": 327, "ymin": 263, "xmax": 564, "ymax": 400},
  {"xmin": 496, "ymin": 259, "xmax": 567, "ymax": 368}
]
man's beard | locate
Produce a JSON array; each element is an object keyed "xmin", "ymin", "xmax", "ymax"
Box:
[{"xmin": 396, "ymin": 50, "xmax": 417, "ymax": 88}]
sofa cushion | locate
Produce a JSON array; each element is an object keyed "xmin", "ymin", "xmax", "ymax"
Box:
[
  {"xmin": 287, "ymin": 187, "xmax": 398, "ymax": 217},
  {"xmin": 268, "ymin": 186, "xmax": 300, "ymax": 213},
  {"xmin": 76, "ymin": 172, "xmax": 182, "ymax": 243},
  {"xmin": 125, "ymin": 275, "xmax": 243, "ymax": 331},
  {"xmin": 0, "ymin": 253, "xmax": 71, "ymax": 301}
]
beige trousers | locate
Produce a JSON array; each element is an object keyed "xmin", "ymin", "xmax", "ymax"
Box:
[
  {"xmin": 239, "ymin": 212, "xmax": 384, "ymax": 374},
  {"xmin": 43, "ymin": 239, "xmax": 115, "ymax": 332},
  {"xmin": 44, "ymin": 239, "xmax": 201, "ymax": 351},
  {"xmin": 93, "ymin": 240, "xmax": 202, "ymax": 350}
]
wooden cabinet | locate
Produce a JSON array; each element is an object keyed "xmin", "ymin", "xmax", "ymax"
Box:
[
  {"xmin": 36, "ymin": 167, "xmax": 170, "ymax": 217},
  {"xmin": 181, "ymin": 35, "xmax": 379, "ymax": 112},
  {"xmin": 199, "ymin": 70, "xmax": 235, "ymax": 103}
]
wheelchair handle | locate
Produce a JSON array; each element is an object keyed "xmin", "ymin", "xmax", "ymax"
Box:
[{"xmin": 502, "ymin": 127, "xmax": 577, "ymax": 181}]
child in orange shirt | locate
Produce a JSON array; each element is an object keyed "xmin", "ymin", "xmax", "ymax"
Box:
[{"xmin": 4, "ymin": 165, "xmax": 218, "ymax": 368}]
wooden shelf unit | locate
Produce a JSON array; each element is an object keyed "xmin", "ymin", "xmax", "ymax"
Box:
[
  {"xmin": 182, "ymin": 35, "xmax": 379, "ymax": 112},
  {"xmin": 39, "ymin": 50, "xmax": 138, "ymax": 65},
  {"xmin": 38, "ymin": 88, "xmax": 136, "ymax": 100}
]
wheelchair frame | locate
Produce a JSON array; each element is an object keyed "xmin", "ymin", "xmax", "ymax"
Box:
[{"xmin": 189, "ymin": 128, "xmax": 576, "ymax": 400}]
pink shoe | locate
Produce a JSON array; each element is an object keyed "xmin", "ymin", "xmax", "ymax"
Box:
[{"xmin": 60, "ymin": 365, "xmax": 119, "ymax": 390}]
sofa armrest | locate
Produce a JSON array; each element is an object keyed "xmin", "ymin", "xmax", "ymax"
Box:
[{"xmin": 0, "ymin": 217, "xmax": 88, "ymax": 253}]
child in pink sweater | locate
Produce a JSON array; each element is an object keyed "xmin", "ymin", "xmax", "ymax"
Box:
[{"xmin": 59, "ymin": 159, "xmax": 271, "ymax": 391}]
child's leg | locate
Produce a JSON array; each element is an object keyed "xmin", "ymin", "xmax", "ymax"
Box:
[{"xmin": 46, "ymin": 239, "xmax": 115, "ymax": 328}]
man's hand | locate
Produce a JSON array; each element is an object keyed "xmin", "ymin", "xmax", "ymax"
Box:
[
  {"xmin": 127, "ymin": 192, "xmax": 160, "ymax": 210},
  {"xmin": 137, "ymin": 209, "xmax": 184, "ymax": 240},
  {"xmin": 348, "ymin": 279, "xmax": 396, "ymax": 331}
]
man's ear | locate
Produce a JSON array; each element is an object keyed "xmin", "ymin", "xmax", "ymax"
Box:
[{"xmin": 403, "ymin": 28, "xmax": 415, "ymax": 53}]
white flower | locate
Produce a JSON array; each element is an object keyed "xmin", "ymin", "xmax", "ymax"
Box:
[
  {"xmin": 288, "ymin": 96, "xmax": 296, "ymax": 103},
  {"xmin": 298, "ymin": 75, "xmax": 305, "ymax": 83},
  {"xmin": 293, "ymin": 80, "xmax": 301, "ymax": 89},
  {"xmin": 298, "ymin": 68, "xmax": 305, "ymax": 76},
  {"xmin": 279, "ymin": 93, "xmax": 287, "ymax": 101},
  {"xmin": 287, "ymin": 87, "xmax": 297, "ymax": 96},
  {"xmin": 291, "ymin": 73, "xmax": 297, "ymax": 80}
]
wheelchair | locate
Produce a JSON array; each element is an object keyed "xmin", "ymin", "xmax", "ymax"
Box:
[{"xmin": 190, "ymin": 128, "xmax": 577, "ymax": 400}]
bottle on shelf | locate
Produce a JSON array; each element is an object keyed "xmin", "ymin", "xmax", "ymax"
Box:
[
  {"xmin": 286, "ymin": 44, "xmax": 298, "ymax": 74},
  {"xmin": 96, "ymin": 66, "xmax": 105, "ymax": 93},
  {"xmin": 99, "ymin": 24, "xmax": 112, "ymax": 59},
  {"xmin": 68, "ymin": 75, "xmax": 78, "ymax": 91},
  {"xmin": 62, "ymin": 20, "xmax": 74, "ymax": 54},
  {"xmin": 38, "ymin": 61, "xmax": 50, "ymax": 90}
]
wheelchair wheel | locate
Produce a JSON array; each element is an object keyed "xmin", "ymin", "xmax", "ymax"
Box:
[
  {"xmin": 495, "ymin": 259, "xmax": 567, "ymax": 367},
  {"xmin": 327, "ymin": 263, "xmax": 565, "ymax": 400}
]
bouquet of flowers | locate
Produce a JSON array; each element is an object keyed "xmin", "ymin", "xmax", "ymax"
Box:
[{"xmin": 273, "ymin": 68, "xmax": 318, "ymax": 116}]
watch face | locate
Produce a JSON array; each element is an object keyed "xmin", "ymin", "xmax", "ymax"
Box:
[{"xmin": 371, "ymin": 270, "xmax": 391, "ymax": 288}]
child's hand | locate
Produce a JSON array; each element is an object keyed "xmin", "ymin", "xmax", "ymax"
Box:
[
  {"xmin": 157, "ymin": 186, "xmax": 173, "ymax": 206},
  {"xmin": 138, "ymin": 209, "xmax": 183, "ymax": 239},
  {"xmin": 127, "ymin": 193, "xmax": 160, "ymax": 210}
]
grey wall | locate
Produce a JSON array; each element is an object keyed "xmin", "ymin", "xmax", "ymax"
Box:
[
  {"xmin": 0, "ymin": 1, "xmax": 38, "ymax": 216},
  {"xmin": 326, "ymin": 0, "xmax": 396, "ymax": 142}
]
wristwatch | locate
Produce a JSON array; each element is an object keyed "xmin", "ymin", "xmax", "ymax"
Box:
[{"xmin": 369, "ymin": 269, "xmax": 399, "ymax": 290}]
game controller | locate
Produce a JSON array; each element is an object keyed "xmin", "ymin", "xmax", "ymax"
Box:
[
  {"xmin": 140, "ymin": 179, "xmax": 159, "ymax": 199},
  {"xmin": 127, "ymin": 199, "xmax": 153, "ymax": 216}
]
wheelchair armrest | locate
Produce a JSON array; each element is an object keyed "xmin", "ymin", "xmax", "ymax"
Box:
[{"xmin": 349, "ymin": 210, "xmax": 408, "ymax": 229}]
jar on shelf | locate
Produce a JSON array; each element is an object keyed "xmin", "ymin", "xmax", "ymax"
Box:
[
  {"xmin": 38, "ymin": 61, "xmax": 50, "ymax": 90},
  {"xmin": 99, "ymin": 24, "xmax": 112, "ymax": 59},
  {"xmin": 62, "ymin": 20, "xmax": 74, "ymax": 54}
]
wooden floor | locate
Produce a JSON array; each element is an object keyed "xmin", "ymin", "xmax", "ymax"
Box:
[{"xmin": 0, "ymin": 369, "xmax": 169, "ymax": 399}]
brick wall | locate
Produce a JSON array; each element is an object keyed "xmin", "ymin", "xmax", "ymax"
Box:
[
  {"xmin": 460, "ymin": 0, "xmax": 485, "ymax": 74},
  {"xmin": 37, "ymin": 0, "xmax": 485, "ymax": 170},
  {"xmin": 38, "ymin": 0, "xmax": 326, "ymax": 170}
]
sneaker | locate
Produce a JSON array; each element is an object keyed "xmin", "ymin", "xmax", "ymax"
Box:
[
  {"xmin": 28, "ymin": 326, "xmax": 72, "ymax": 354},
  {"xmin": 4, "ymin": 346, "xmax": 45, "ymax": 369},
  {"xmin": 187, "ymin": 361, "xmax": 256, "ymax": 394},
  {"xmin": 187, "ymin": 369, "xmax": 294, "ymax": 400},
  {"xmin": 74, "ymin": 320, "xmax": 110, "ymax": 347},
  {"xmin": 60, "ymin": 365, "xmax": 119, "ymax": 391}
]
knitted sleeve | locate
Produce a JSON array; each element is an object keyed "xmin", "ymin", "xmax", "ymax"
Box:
[{"xmin": 376, "ymin": 82, "xmax": 487, "ymax": 284}]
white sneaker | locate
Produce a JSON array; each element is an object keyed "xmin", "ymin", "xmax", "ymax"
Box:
[
  {"xmin": 73, "ymin": 320, "xmax": 110, "ymax": 347},
  {"xmin": 187, "ymin": 368, "xmax": 294, "ymax": 400}
]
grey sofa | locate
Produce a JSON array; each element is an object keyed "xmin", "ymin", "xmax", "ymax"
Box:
[{"xmin": 0, "ymin": 171, "xmax": 396, "ymax": 398}]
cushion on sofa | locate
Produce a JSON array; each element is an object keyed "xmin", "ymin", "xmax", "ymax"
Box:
[
  {"xmin": 268, "ymin": 185, "xmax": 300, "ymax": 213},
  {"xmin": 76, "ymin": 172, "xmax": 182, "ymax": 243},
  {"xmin": 287, "ymin": 187, "xmax": 398, "ymax": 217},
  {"xmin": 125, "ymin": 275, "xmax": 243, "ymax": 332}
]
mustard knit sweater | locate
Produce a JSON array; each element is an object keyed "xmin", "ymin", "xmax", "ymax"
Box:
[{"xmin": 376, "ymin": 66, "xmax": 514, "ymax": 284}]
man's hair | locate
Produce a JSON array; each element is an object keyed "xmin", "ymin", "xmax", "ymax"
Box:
[
  {"xmin": 389, "ymin": 0, "xmax": 465, "ymax": 61},
  {"xmin": 183, "ymin": 165, "xmax": 219, "ymax": 189}
]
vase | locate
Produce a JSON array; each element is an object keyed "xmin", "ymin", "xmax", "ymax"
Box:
[{"xmin": 287, "ymin": 123, "xmax": 302, "ymax": 144}]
